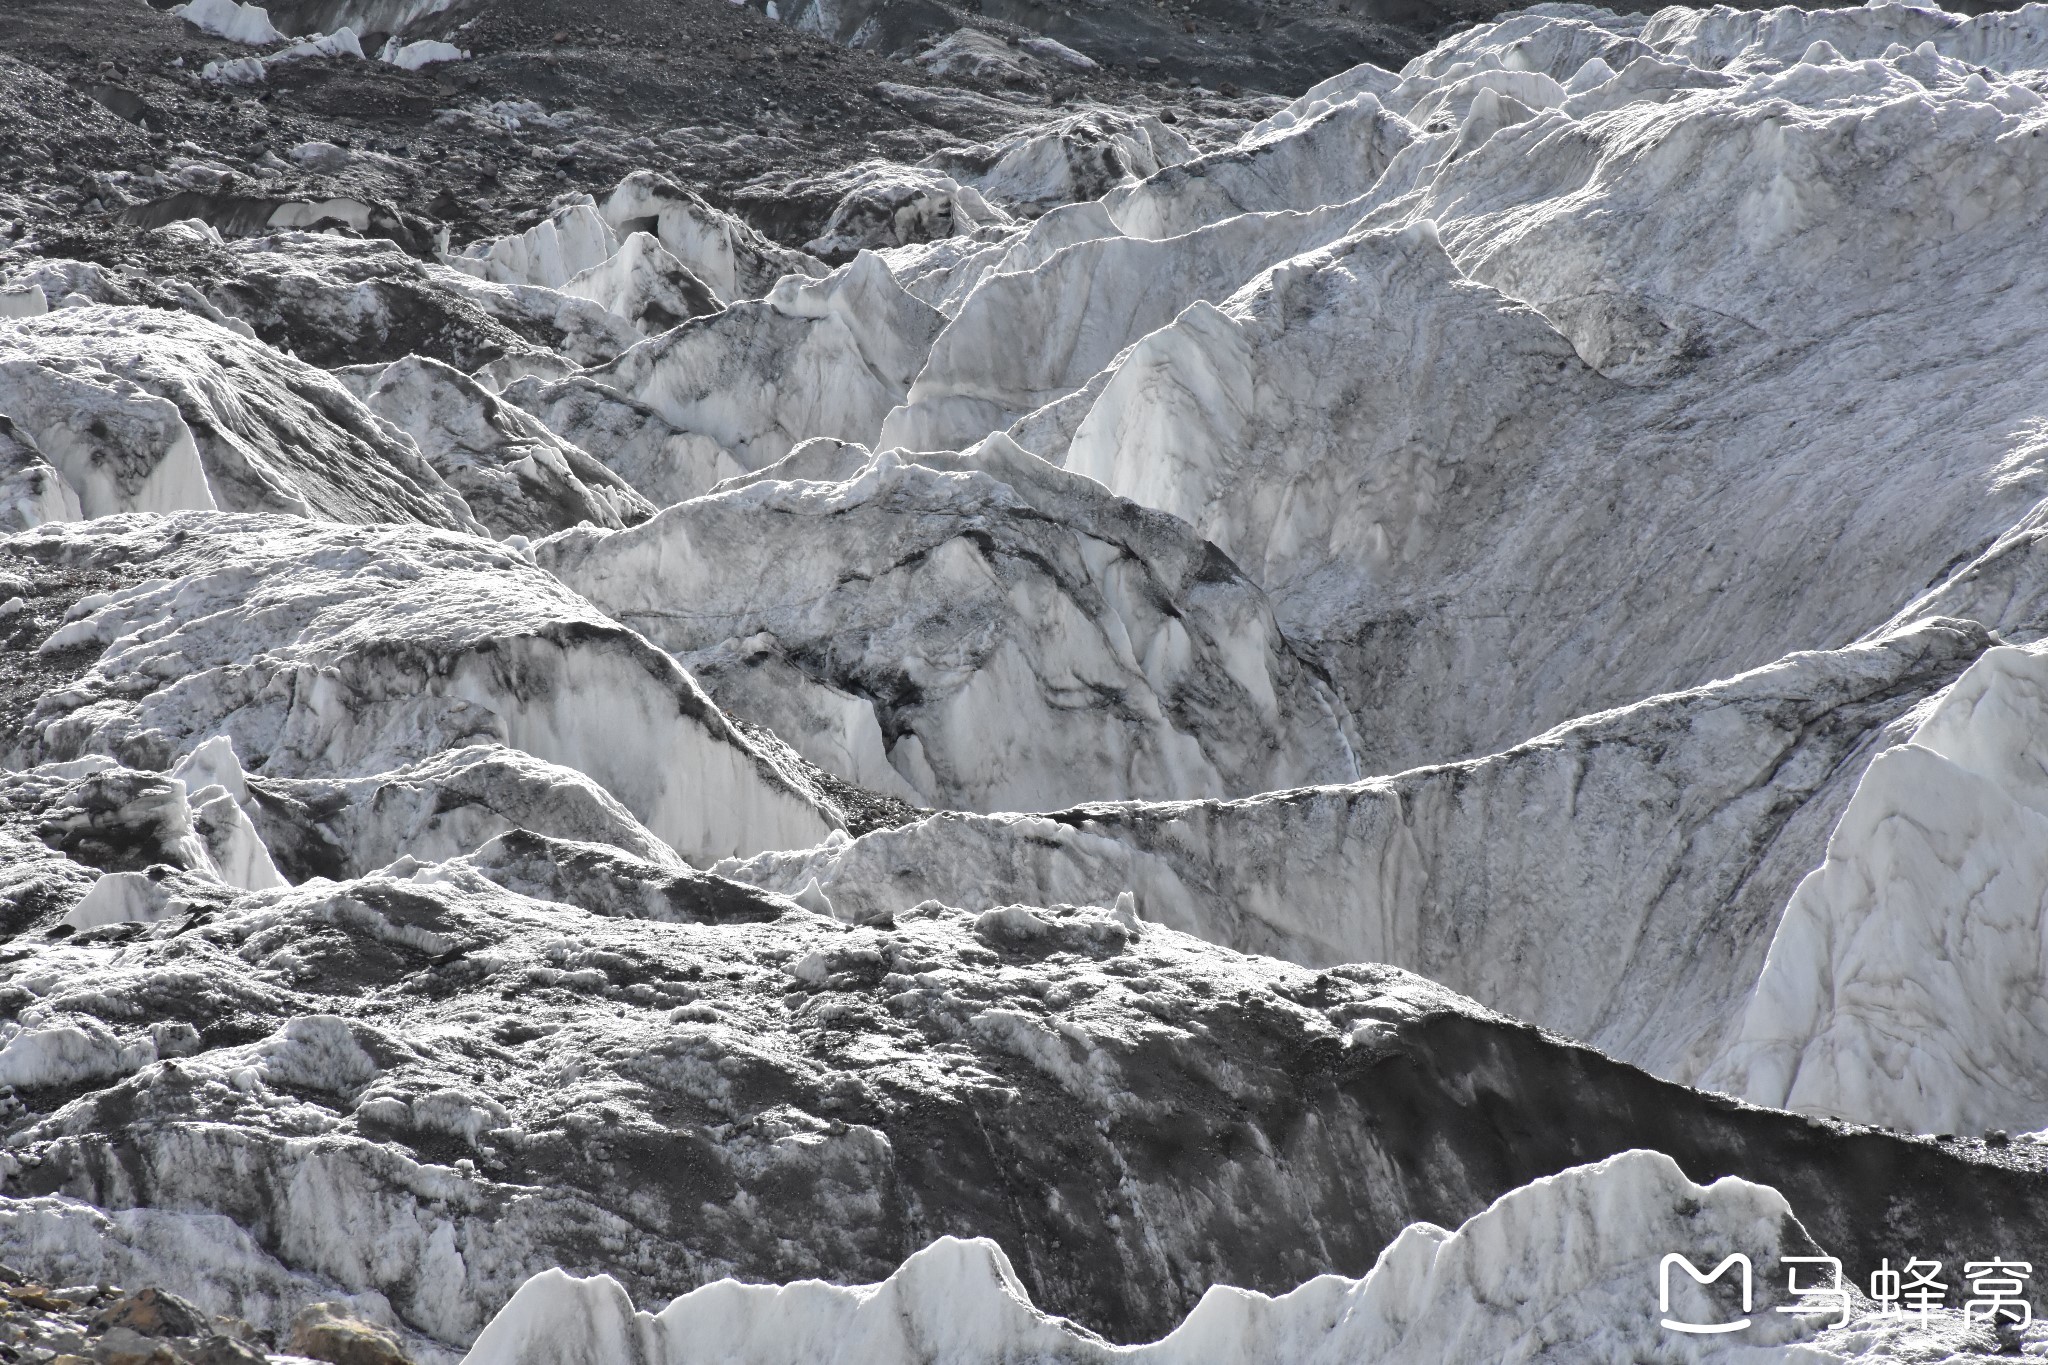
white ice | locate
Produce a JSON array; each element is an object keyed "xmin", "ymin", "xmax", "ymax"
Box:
[
  {"xmin": 458, "ymin": 1150, "xmax": 1828, "ymax": 1365},
  {"xmin": 1710, "ymin": 641, "xmax": 2048, "ymax": 1134},
  {"xmin": 540, "ymin": 433, "xmax": 1361, "ymax": 810},
  {"xmin": 171, "ymin": 0, "xmax": 284, "ymax": 45}
]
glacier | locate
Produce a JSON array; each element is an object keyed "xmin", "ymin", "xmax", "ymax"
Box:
[
  {"xmin": 0, "ymin": 514, "xmax": 843, "ymax": 862},
  {"xmin": 461, "ymin": 1152, "xmax": 1832, "ymax": 1365},
  {"xmin": 6, "ymin": 0, "xmax": 2048, "ymax": 1359},
  {"xmin": 5, "ymin": 827, "xmax": 2043, "ymax": 1356},
  {"xmin": 1710, "ymin": 640, "xmax": 2048, "ymax": 1134},
  {"xmin": 537, "ymin": 433, "xmax": 1363, "ymax": 811}
]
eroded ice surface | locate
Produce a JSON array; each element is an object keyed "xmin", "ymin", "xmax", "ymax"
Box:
[
  {"xmin": 461, "ymin": 1151, "xmax": 1832, "ymax": 1365},
  {"xmin": 539, "ymin": 434, "xmax": 1361, "ymax": 811},
  {"xmin": 1, "ymin": 514, "xmax": 841, "ymax": 862},
  {"xmin": 1712, "ymin": 640, "xmax": 2048, "ymax": 1134}
]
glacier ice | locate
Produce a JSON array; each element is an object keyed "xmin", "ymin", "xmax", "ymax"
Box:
[
  {"xmin": 0, "ymin": 308, "xmax": 479, "ymax": 532},
  {"xmin": 800, "ymin": 162, "xmax": 1012, "ymax": 262},
  {"xmin": 1102, "ymin": 93, "xmax": 1412, "ymax": 241},
  {"xmin": 171, "ymin": 0, "xmax": 286, "ymax": 45},
  {"xmin": 245, "ymin": 745, "xmax": 684, "ymax": 884},
  {"xmin": 4, "ymin": 840, "xmax": 2040, "ymax": 1354},
  {"xmin": 915, "ymin": 29, "xmax": 1047, "ymax": 87},
  {"xmin": 496, "ymin": 373, "xmax": 746, "ymax": 508},
  {"xmin": 119, "ymin": 230, "xmax": 542, "ymax": 373},
  {"xmin": 459, "ymin": 1151, "xmax": 1825, "ymax": 1365},
  {"xmin": 422, "ymin": 262, "xmax": 648, "ymax": 368},
  {"xmin": 379, "ymin": 37, "xmax": 467, "ymax": 70},
  {"xmin": 872, "ymin": 200, "xmax": 1121, "ymax": 318},
  {"xmin": 0, "ymin": 414, "xmax": 83, "ymax": 531},
  {"xmin": 444, "ymin": 203, "xmax": 720, "ymax": 338},
  {"xmin": 1010, "ymin": 43, "xmax": 2048, "ymax": 774},
  {"xmin": 1710, "ymin": 641, "xmax": 2048, "ymax": 1134},
  {"xmin": 591, "ymin": 252, "xmax": 945, "ymax": 471},
  {"xmin": 921, "ymin": 109, "xmax": 1192, "ymax": 218},
  {"xmin": 599, "ymin": 172, "xmax": 830, "ymax": 306},
  {"xmin": 341, "ymin": 356, "xmax": 657, "ymax": 539},
  {"xmin": 9, "ymin": 0, "xmax": 2048, "ymax": 1354},
  {"xmin": 445, "ymin": 200, "xmax": 623, "ymax": 293},
  {"xmin": 879, "ymin": 197, "xmax": 1374, "ymax": 452},
  {"xmin": 718, "ymin": 617, "xmax": 1990, "ymax": 1081},
  {"xmin": 200, "ymin": 27, "xmax": 364, "ymax": 86},
  {"xmin": 539, "ymin": 433, "xmax": 1361, "ymax": 810},
  {"xmin": 1064, "ymin": 217, "xmax": 1599, "ymax": 603},
  {"xmin": 554, "ymin": 231, "xmax": 719, "ymax": 337},
  {"xmin": 1, "ymin": 514, "xmax": 842, "ymax": 861},
  {"xmin": 1639, "ymin": 1, "xmax": 2048, "ymax": 71}
]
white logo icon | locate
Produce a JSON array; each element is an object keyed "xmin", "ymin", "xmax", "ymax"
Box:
[{"xmin": 1661, "ymin": 1253, "xmax": 1753, "ymax": 1334}]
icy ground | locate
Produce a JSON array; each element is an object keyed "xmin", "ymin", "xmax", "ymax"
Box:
[{"xmin": 7, "ymin": 0, "xmax": 2048, "ymax": 1360}]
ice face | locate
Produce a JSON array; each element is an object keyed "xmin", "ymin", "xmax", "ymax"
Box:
[
  {"xmin": 2, "ymin": 514, "xmax": 841, "ymax": 862},
  {"xmin": 0, "ymin": 308, "xmax": 476, "ymax": 530},
  {"xmin": 537, "ymin": 435, "xmax": 1362, "ymax": 811},
  {"xmin": 458, "ymin": 1151, "xmax": 1825, "ymax": 1365},
  {"xmin": 1711, "ymin": 641, "xmax": 2048, "ymax": 1134}
]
